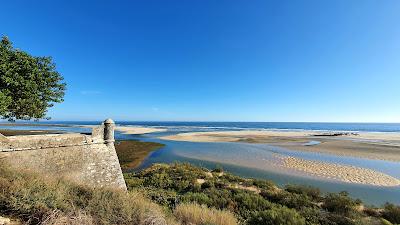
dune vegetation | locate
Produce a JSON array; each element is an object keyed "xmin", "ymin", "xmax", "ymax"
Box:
[{"xmin": 125, "ymin": 163, "xmax": 400, "ymax": 225}]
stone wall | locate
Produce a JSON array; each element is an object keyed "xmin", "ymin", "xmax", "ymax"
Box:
[{"xmin": 0, "ymin": 119, "xmax": 126, "ymax": 190}]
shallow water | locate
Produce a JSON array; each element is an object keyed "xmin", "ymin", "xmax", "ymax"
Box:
[{"xmin": 303, "ymin": 140, "xmax": 321, "ymax": 146}]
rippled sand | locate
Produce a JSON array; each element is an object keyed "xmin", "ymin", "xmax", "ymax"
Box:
[{"xmin": 282, "ymin": 156, "xmax": 400, "ymax": 187}]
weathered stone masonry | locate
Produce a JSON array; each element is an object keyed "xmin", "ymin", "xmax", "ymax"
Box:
[{"xmin": 0, "ymin": 119, "xmax": 127, "ymax": 190}]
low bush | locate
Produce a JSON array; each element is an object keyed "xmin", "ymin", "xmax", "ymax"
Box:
[
  {"xmin": 363, "ymin": 207, "xmax": 381, "ymax": 217},
  {"xmin": 261, "ymin": 189, "xmax": 314, "ymax": 210},
  {"xmin": 322, "ymin": 191, "xmax": 361, "ymax": 217},
  {"xmin": 285, "ymin": 184, "xmax": 321, "ymax": 200},
  {"xmin": 212, "ymin": 165, "xmax": 224, "ymax": 173},
  {"xmin": 181, "ymin": 192, "xmax": 213, "ymax": 206},
  {"xmin": 322, "ymin": 213, "xmax": 359, "ymax": 225},
  {"xmin": 142, "ymin": 188, "xmax": 179, "ymax": 209},
  {"xmin": 382, "ymin": 203, "xmax": 400, "ymax": 224},
  {"xmin": 247, "ymin": 206, "xmax": 306, "ymax": 225}
]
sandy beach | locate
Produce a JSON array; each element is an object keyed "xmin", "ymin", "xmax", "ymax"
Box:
[
  {"xmin": 115, "ymin": 126, "xmax": 167, "ymax": 135},
  {"xmin": 160, "ymin": 130, "xmax": 400, "ymax": 161},
  {"xmin": 78, "ymin": 125, "xmax": 166, "ymax": 135}
]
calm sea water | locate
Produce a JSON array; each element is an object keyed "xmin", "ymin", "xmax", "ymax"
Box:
[
  {"xmin": 2, "ymin": 121, "xmax": 400, "ymax": 132},
  {"xmin": 1, "ymin": 121, "xmax": 400, "ymax": 205}
]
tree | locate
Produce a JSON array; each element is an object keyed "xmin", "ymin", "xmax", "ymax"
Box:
[{"xmin": 0, "ymin": 36, "xmax": 66, "ymax": 121}]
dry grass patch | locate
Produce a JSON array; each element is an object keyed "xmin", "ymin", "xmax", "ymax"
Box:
[
  {"xmin": 41, "ymin": 210, "xmax": 94, "ymax": 225},
  {"xmin": 174, "ymin": 203, "xmax": 237, "ymax": 225},
  {"xmin": 0, "ymin": 165, "xmax": 175, "ymax": 225}
]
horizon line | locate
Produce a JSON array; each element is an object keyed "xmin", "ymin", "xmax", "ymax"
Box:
[{"xmin": 1, "ymin": 119, "xmax": 400, "ymax": 124}]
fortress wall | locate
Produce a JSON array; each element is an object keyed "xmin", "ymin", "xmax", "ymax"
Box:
[{"xmin": 0, "ymin": 119, "xmax": 126, "ymax": 190}]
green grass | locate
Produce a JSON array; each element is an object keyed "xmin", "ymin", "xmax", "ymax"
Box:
[{"xmin": 115, "ymin": 140, "xmax": 165, "ymax": 172}]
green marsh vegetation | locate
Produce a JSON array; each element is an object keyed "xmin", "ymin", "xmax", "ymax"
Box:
[{"xmin": 115, "ymin": 140, "xmax": 165, "ymax": 172}]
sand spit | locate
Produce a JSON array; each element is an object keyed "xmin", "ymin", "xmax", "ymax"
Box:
[
  {"xmin": 115, "ymin": 126, "xmax": 167, "ymax": 135},
  {"xmin": 161, "ymin": 130, "xmax": 400, "ymax": 143},
  {"xmin": 78, "ymin": 125, "xmax": 166, "ymax": 134},
  {"xmin": 160, "ymin": 130, "xmax": 400, "ymax": 161},
  {"xmin": 160, "ymin": 130, "xmax": 317, "ymax": 142},
  {"xmin": 282, "ymin": 156, "xmax": 400, "ymax": 187}
]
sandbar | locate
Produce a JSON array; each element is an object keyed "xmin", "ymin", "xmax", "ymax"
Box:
[
  {"xmin": 282, "ymin": 156, "xmax": 400, "ymax": 187},
  {"xmin": 160, "ymin": 130, "xmax": 400, "ymax": 161}
]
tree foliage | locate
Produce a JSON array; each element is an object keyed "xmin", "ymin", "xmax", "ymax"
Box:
[{"xmin": 0, "ymin": 36, "xmax": 66, "ymax": 121}]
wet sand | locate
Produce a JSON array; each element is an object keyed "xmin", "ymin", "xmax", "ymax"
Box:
[
  {"xmin": 0, "ymin": 129, "xmax": 62, "ymax": 136},
  {"xmin": 160, "ymin": 130, "xmax": 400, "ymax": 161}
]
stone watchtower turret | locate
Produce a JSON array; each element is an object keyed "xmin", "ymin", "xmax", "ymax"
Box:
[{"xmin": 103, "ymin": 118, "xmax": 115, "ymax": 146}]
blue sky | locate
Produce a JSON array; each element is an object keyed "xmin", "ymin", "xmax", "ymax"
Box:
[{"xmin": 1, "ymin": 1, "xmax": 400, "ymax": 122}]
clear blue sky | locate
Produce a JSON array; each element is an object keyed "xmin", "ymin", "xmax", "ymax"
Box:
[{"xmin": 1, "ymin": 1, "xmax": 400, "ymax": 122}]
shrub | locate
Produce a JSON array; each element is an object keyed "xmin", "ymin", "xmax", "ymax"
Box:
[
  {"xmin": 322, "ymin": 192, "xmax": 360, "ymax": 217},
  {"xmin": 247, "ymin": 206, "xmax": 306, "ymax": 225},
  {"xmin": 323, "ymin": 213, "xmax": 359, "ymax": 225},
  {"xmin": 182, "ymin": 192, "xmax": 213, "ymax": 206},
  {"xmin": 201, "ymin": 181, "xmax": 215, "ymax": 189},
  {"xmin": 285, "ymin": 184, "xmax": 321, "ymax": 200},
  {"xmin": 142, "ymin": 188, "xmax": 179, "ymax": 209},
  {"xmin": 251, "ymin": 179, "xmax": 275, "ymax": 190},
  {"xmin": 233, "ymin": 191, "xmax": 272, "ymax": 213},
  {"xmin": 174, "ymin": 203, "xmax": 237, "ymax": 225},
  {"xmin": 261, "ymin": 190, "xmax": 313, "ymax": 210},
  {"xmin": 363, "ymin": 207, "xmax": 381, "ymax": 217},
  {"xmin": 298, "ymin": 207, "xmax": 323, "ymax": 225},
  {"xmin": 212, "ymin": 165, "xmax": 224, "ymax": 173},
  {"xmin": 382, "ymin": 203, "xmax": 400, "ymax": 224}
]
